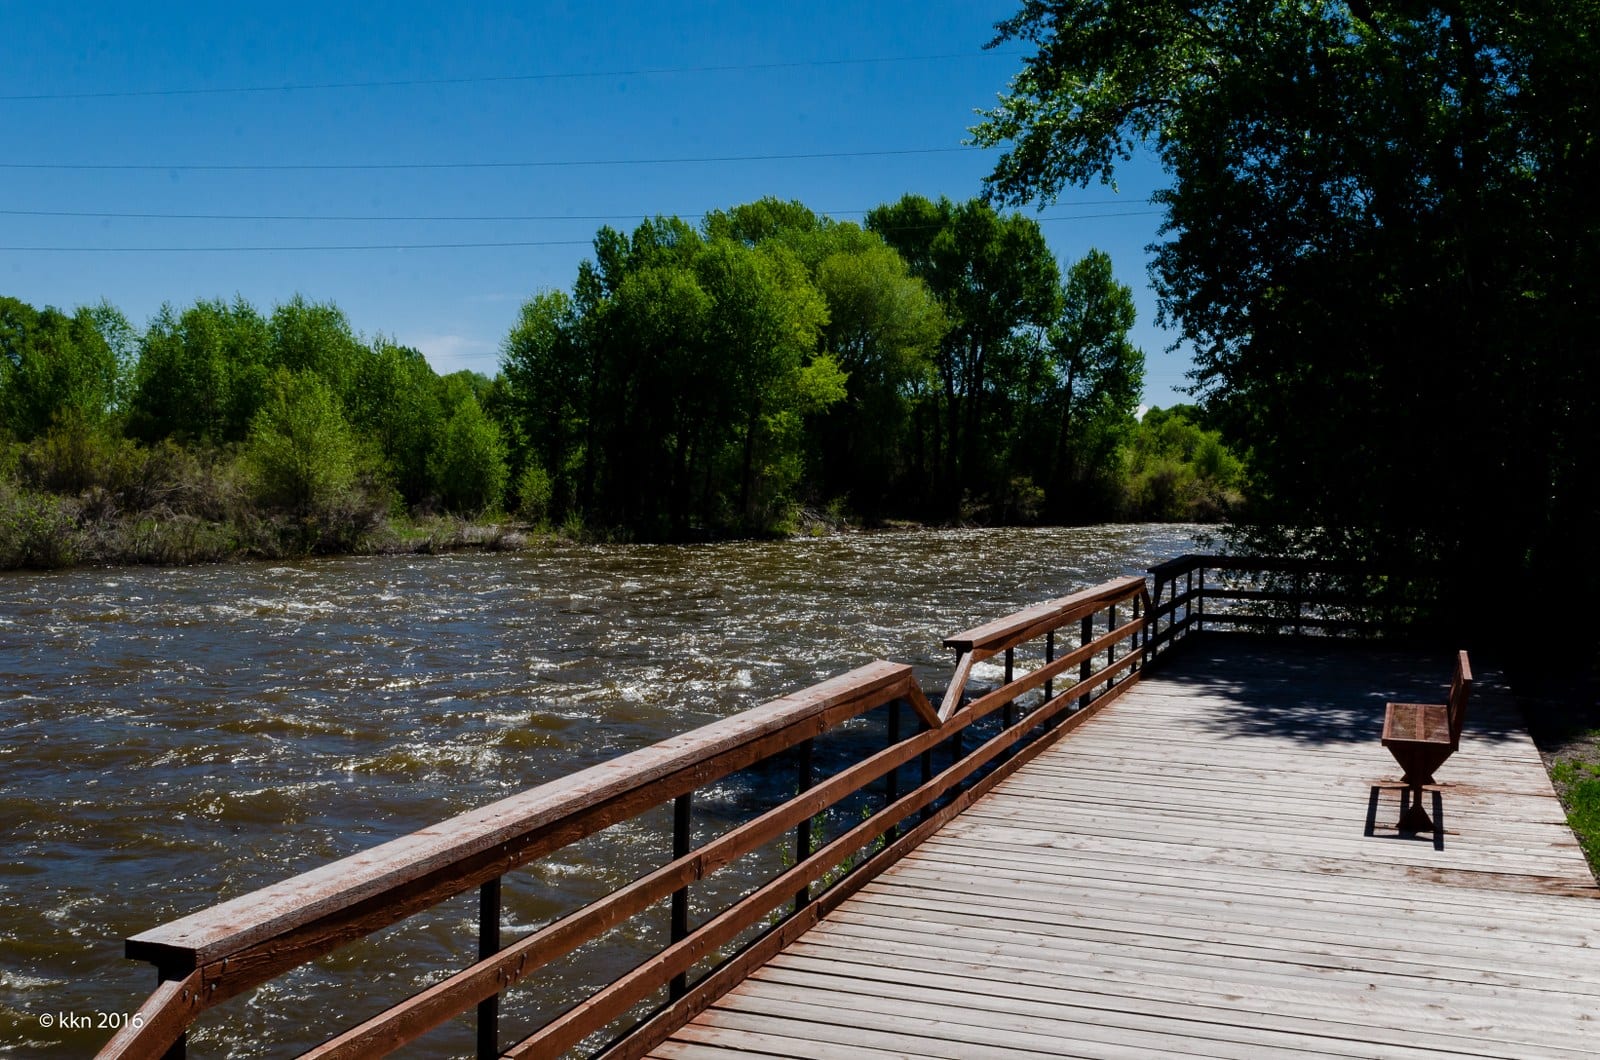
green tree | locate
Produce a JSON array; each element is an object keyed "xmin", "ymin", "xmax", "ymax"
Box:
[
  {"xmin": 501, "ymin": 290, "xmax": 585, "ymax": 516},
  {"xmin": 973, "ymin": 3, "xmax": 1600, "ymax": 617},
  {"xmin": 1124, "ymin": 405, "xmax": 1244, "ymax": 521},
  {"xmin": 693, "ymin": 238, "xmax": 833, "ymax": 528},
  {"xmin": 0, "ymin": 297, "xmax": 123, "ymax": 440},
  {"xmin": 244, "ymin": 369, "xmax": 358, "ymax": 515},
  {"xmin": 428, "ymin": 396, "xmax": 509, "ymax": 515},
  {"xmin": 269, "ymin": 295, "xmax": 365, "ymax": 404},
  {"xmin": 502, "ymin": 211, "xmax": 845, "ymax": 536},
  {"xmin": 597, "ymin": 248, "xmax": 713, "ymax": 532},
  {"xmin": 346, "ymin": 338, "xmax": 443, "ymax": 503},
  {"xmin": 1036, "ymin": 249, "xmax": 1144, "ymax": 513},
  {"xmin": 704, "ymin": 201, "xmax": 947, "ymax": 513},
  {"xmin": 811, "ymin": 238, "xmax": 943, "ymax": 513},
  {"xmin": 868, "ymin": 195, "xmax": 1060, "ymax": 509},
  {"xmin": 130, "ymin": 297, "xmax": 273, "ymax": 442},
  {"xmin": 703, "ymin": 197, "xmax": 825, "ymax": 247}
]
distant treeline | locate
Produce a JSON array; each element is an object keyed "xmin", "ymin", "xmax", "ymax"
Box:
[{"xmin": 0, "ymin": 195, "xmax": 1246, "ymax": 566}]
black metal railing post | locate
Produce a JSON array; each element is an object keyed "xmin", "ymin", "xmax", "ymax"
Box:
[
  {"xmin": 669, "ymin": 793, "xmax": 692, "ymax": 999},
  {"xmin": 1185, "ymin": 568, "xmax": 1195, "ymax": 637},
  {"xmin": 1045, "ymin": 629, "xmax": 1055, "ymax": 703},
  {"xmin": 793, "ymin": 741, "xmax": 814, "ymax": 914},
  {"xmin": 1132, "ymin": 594, "xmax": 1144, "ymax": 672},
  {"xmin": 1004, "ymin": 647, "xmax": 1015, "ymax": 721},
  {"xmin": 477, "ymin": 877, "xmax": 501, "ymax": 1059},
  {"xmin": 1079, "ymin": 614, "xmax": 1094, "ymax": 711},
  {"xmin": 1108, "ymin": 604, "xmax": 1119, "ymax": 665},
  {"xmin": 919, "ymin": 714, "xmax": 934, "ymax": 822},
  {"xmin": 886, "ymin": 700, "xmax": 901, "ymax": 839}
]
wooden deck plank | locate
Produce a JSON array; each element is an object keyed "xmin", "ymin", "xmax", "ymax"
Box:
[
  {"xmin": 748, "ymin": 958, "xmax": 1596, "ymax": 1060},
  {"xmin": 778, "ymin": 928, "xmax": 1600, "ymax": 1045},
  {"xmin": 845, "ymin": 884, "xmax": 1600, "ymax": 992},
  {"xmin": 896, "ymin": 845, "xmax": 1600, "ymax": 932},
  {"xmin": 654, "ymin": 638, "xmax": 1599, "ymax": 1058},
  {"xmin": 873, "ymin": 861, "xmax": 1600, "ymax": 949}
]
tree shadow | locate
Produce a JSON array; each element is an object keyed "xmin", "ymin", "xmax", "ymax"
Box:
[{"xmin": 1148, "ymin": 632, "xmax": 1526, "ymax": 749}]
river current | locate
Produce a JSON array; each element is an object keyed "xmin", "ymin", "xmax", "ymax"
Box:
[{"xmin": 1, "ymin": 524, "xmax": 1199, "ymax": 1056}]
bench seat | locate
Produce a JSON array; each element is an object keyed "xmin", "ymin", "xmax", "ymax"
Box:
[{"xmin": 1382, "ymin": 701, "xmax": 1451, "ymax": 747}]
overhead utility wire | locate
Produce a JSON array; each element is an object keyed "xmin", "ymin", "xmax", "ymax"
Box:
[
  {"xmin": 0, "ymin": 212, "xmax": 1167, "ymax": 253},
  {"xmin": 0, "ymin": 200, "xmax": 1152, "ymax": 222},
  {"xmin": 0, "ymin": 147, "xmax": 973, "ymax": 172},
  {"xmin": 0, "ymin": 51, "xmax": 1022, "ymax": 102},
  {"xmin": 0, "ymin": 239, "xmax": 599, "ymax": 253}
]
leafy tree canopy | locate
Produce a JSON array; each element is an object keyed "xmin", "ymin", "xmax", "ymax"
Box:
[
  {"xmin": 0, "ymin": 296, "xmax": 123, "ymax": 440},
  {"xmin": 974, "ymin": 2, "xmax": 1600, "ymax": 605}
]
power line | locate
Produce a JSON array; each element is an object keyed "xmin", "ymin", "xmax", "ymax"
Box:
[
  {"xmin": 0, "ymin": 200, "xmax": 1153, "ymax": 223},
  {"xmin": 0, "ymin": 51, "xmax": 1023, "ymax": 103},
  {"xmin": 0, "ymin": 212, "xmax": 1166, "ymax": 253},
  {"xmin": 0, "ymin": 239, "xmax": 598, "ymax": 252},
  {"xmin": 0, "ymin": 147, "xmax": 974, "ymax": 172}
]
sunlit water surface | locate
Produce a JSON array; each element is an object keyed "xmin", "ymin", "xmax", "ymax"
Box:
[{"xmin": 0, "ymin": 524, "xmax": 1199, "ymax": 1056}]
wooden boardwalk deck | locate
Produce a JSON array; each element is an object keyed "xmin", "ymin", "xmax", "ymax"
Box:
[{"xmin": 648, "ymin": 636, "xmax": 1600, "ymax": 1060}]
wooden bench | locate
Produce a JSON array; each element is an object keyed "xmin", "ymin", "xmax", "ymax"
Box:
[{"xmin": 1381, "ymin": 650, "xmax": 1472, "ymax": 832}]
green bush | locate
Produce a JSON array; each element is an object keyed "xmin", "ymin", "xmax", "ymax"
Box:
[
  {"xmin": 243, "ymin": 370, "xmax": 359, "ymax": 515},
  {"xmin": 429, "ymin": 397, "xmax": 508, "ymax": 515},
  {"xmin": 515, "ymin": 463, "xmax": 553, "ymax": 524},
  {"xmin": 0, "ymin": 482, "xmax": 80, "ymax": 569}
]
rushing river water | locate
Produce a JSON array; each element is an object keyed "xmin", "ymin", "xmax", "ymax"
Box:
[{"xmin": 1, "ymin": 524, "xmax": 1199, "ymax": 1057}]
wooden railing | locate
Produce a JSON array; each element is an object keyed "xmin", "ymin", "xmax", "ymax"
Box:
[
  {"xmin": 103, "ymin": 573, "xmax": 1152, "ymax": 1059},
  {"xmin": 1147, "ymin": 553, "xmax": 1446, "ymax": 650}
]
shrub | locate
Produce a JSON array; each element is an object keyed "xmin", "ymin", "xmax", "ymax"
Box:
[
  {"xmin": 0, "ymin": 483, "xmax": 80, "ymax": 569},
  {"xmin": 516, "ymin": 463, "xmax": 553, "ymax": 524},
  {"xmin": 429, "ymin": 397, "xmax": 508, "ymax": 515},
  {"xmin": 243, "ymin": 370, "xmax": 358, "ymax": 516}
]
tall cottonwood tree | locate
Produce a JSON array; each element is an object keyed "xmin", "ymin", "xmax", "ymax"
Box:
[
  {"xmin": 506, "ymin": 213, "xmax": 840, "ymax": 536},
  {"xmin": 974, "ymin": 2, "xmax": 1600, "ymax": 617},
  {"xmin": 703, "ymin": 199, "xmax": 945, "ymax": 515},
  {"xmin": 868, "ymin": 195, "xmax": 1060, "ymax": 510},
  {"xmin": 1036, "ymin": 249, "xmax": 1144, "ymax": 515}
]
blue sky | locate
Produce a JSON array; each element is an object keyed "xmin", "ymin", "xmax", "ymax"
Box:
[{"xmin": 1, "ymin": 1, "xmax": 1191, "ymax": 406}]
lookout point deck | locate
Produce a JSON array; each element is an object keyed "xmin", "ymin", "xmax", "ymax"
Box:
[
  {"xmin": 103, "ymin": 558, "xmax": 1598, "ymax": 1059},
  {"xmin": 651, "ymin": 638, "xmax": 1599, "ymax": 1059}
]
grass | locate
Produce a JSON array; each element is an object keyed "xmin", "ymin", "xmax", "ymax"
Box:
[{"xmin": 1550, "ymin": 751, "xmax": 1600, "ymax": 874}]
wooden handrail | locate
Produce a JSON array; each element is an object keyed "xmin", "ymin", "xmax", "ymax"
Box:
[
  {"xmin": 305, "ymin": 675, "xmax": 945, "ymax": 1058},
  {"xmin": 103, "ymin": 571, "xmax": 1162, "ymax": 1059},
  {"xmin": 943, "ymin": 575, "xmax": 1146, "ymax": 655},
  {"xmin": 95, "ymin": 970, "xmax": 202, "ymax": 1060},
  {"xmin": 108, "ymin": 659, "xmax": 924, "ymax": 1057},
  {"xmin": 1144, "ymin": 553, "xmax": 1458, "ymax": 655},
  {"xmin": 939, "ymin": 575, "xmax": 1146, "ymax": 722},
  {"xmin": 562, "ymin": 592, "xmax": 1156, "ymax": 1060},
  {"xmin": 125, "ymin": 660, "xmax": 919, "ymax": 970}
]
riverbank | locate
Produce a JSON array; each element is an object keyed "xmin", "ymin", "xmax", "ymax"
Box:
[
  {"xmin": 0, "ymin": 484, "xmax": 537, "ymax": 570},
  {"xmin": 0, "ymin": 482, "xmax": 1161, "ymax": 572}
]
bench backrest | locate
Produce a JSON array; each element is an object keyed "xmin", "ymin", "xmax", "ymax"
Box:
[{"xmin": 1448, "ymin": 650, "xmax": 1473, "ymax": 748}]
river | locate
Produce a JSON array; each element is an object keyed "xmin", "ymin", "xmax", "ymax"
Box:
[{"xmin": 0, "ymin": 524, "xmax": 1200, "ymax": 1057}]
